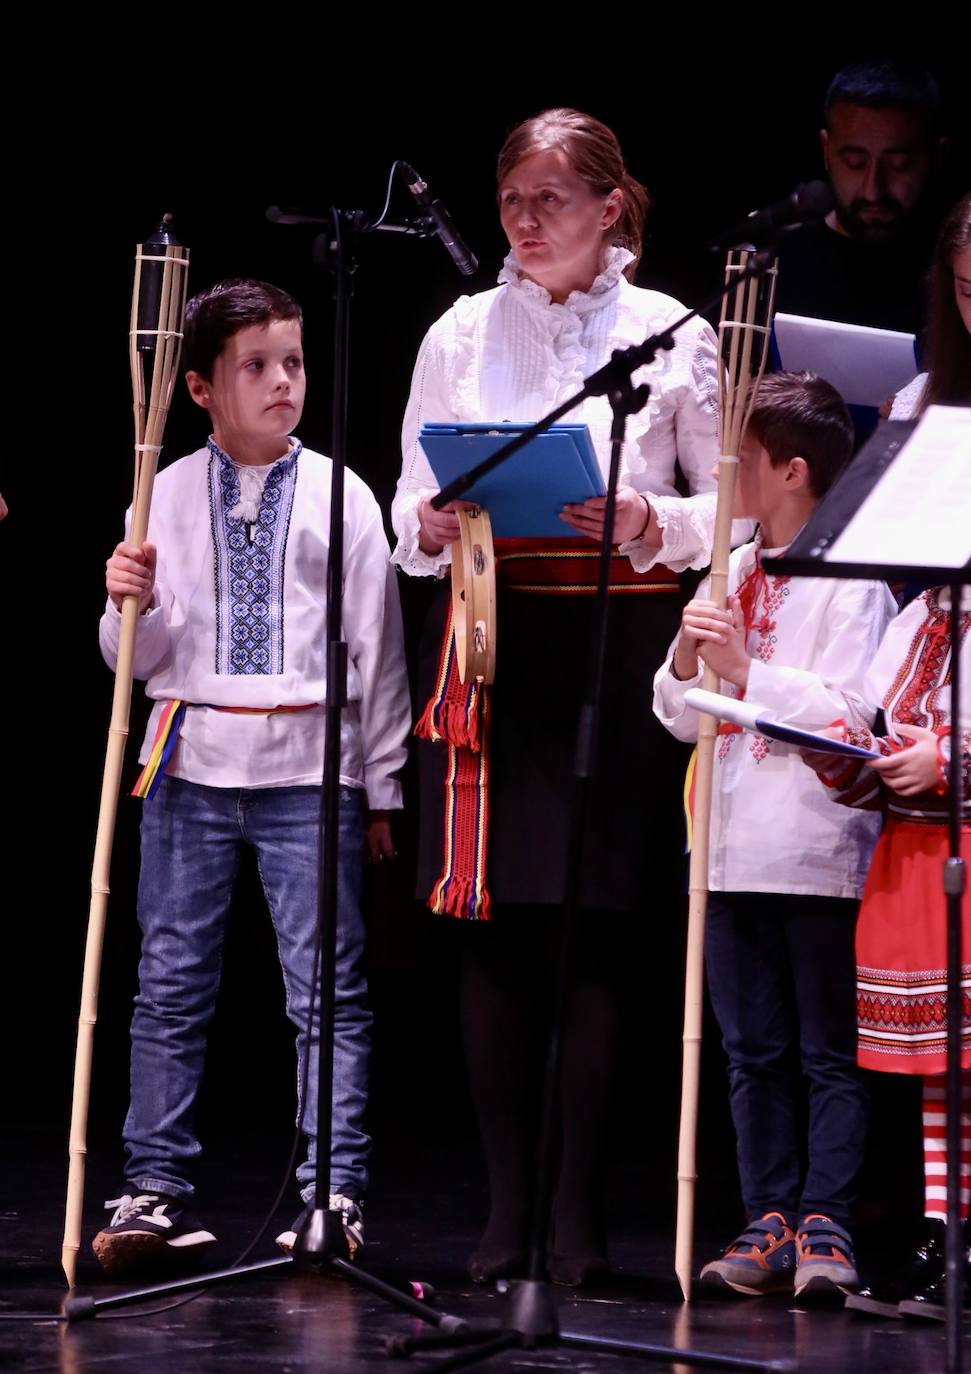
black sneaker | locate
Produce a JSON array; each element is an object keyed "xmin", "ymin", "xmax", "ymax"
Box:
[
  {"xmin": 92, "ymin": 1191, "xmax": 217, "ymax": 1277},
  {"xmin": 275, "ymin": 1194, "xmax": 365, "ymax": 1260}
]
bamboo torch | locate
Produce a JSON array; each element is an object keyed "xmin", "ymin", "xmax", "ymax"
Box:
[
  {"xmin": 61, "ymin": 217, "xmax": 189, "ymax": 1287},
  {"xmin": 674, "ymin": 247, "xmax": 777, "ymax": 1301}
]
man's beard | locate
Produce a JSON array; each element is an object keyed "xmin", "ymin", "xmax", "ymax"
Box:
[{"xmin": 834, "ymin": 196, "xmax": 908, "ymax": 242}]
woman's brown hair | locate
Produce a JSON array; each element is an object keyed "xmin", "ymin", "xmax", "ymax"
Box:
[{"xmin": 497, "ymin": 109, "xmax": 650, "ymax": 280}]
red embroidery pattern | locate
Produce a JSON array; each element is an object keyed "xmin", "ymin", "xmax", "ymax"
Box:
[
  {"xmin": 734, "ymin": 551, "xmax": 790, "ymax": 761},
  {"xmin": 882, "ymin": 604, "xmax": 926, "ymax": 709},
  {"xmin": 717, "ymin": 731, "xmax": 737, "ymax": 762},
  {"xmin": 754, "ymin": 579, "xmax": 790, "ymax": 665},
  {"xmin": 857, "ymin": 986, "xmax": 971, "ymax": 1058},
  {"xmin": 750, "ymin": 734, "xmax": 770, "ymax": 763},
  {"xmin": 890, "ymin": 591, "xmax": 969, "ymax": 731}
]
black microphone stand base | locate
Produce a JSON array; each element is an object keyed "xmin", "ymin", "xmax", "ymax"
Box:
[
  {"xmin": 387, "ymin": 1279, "xmax": 797, "ymax": 1372},
  {"xmin": 291, "ymin": 1206, "xmax": 350, "ymax": 1268},
  {"xmin": 63, "ymin": 1249, "xmax": 462, "ymax": 1330}
]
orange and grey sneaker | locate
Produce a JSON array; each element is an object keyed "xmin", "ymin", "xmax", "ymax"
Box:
[
  {"xmin": 699, "ymin": 1212, "xmax": 796, "ymax": 1295},
  {"xmin": 794, "ymin": 1214, "xmax": 859, "ymax": 1298}
]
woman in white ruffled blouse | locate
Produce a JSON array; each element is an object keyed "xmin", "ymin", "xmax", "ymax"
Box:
[{"xmin": 392, "ymin": 108, "xmax": 723, "ymax": 1286}]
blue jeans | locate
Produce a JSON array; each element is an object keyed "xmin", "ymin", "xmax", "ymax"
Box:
[
  {"xmin": 124, "ymin": 776, "xmax": 371, "ymax": 1204},
  {"xmin": 705, "ymin": 891, "xmax": 867, "ymax": 1226}
]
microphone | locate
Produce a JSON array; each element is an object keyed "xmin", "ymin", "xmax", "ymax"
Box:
[
  {"xmin": 402, "ymin": 164, "xmax": 478, "ymax": 276},
  {"xmin": 708, "ymin": 181, "xmax": 833, "ymax": 251}
]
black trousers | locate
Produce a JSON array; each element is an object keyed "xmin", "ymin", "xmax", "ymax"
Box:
[{"xmin": 705, "ymin": 891, "xmax": 867, "ymax": 1226}]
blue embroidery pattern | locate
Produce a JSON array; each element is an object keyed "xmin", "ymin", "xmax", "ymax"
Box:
[{"xmin": 208, "ymin": 438, "xmax": 300, "ymax": 675}]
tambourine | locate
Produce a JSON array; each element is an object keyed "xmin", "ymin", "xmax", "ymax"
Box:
[{"xmin": 450, "ymin": 506, "xmax": 496, "ymax": 684}]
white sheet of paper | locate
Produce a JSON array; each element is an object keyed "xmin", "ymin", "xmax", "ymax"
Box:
[
  {"xmin": 827, "ymin": 406, "xmax": 971, "ymax": 569},
  {"xmin": 683, "ymin": 689, "xmax": 880, "ymax": 757},
  {"xmin": 773, "ymin": 313, "xmax": 918, "ymax": 406},
  {"xmin": 684, "ymin": 688, "xmax": 763, "ymax": 731}
]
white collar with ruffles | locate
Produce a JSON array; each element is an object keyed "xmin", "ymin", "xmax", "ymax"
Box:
[{"xmin": 496, "ymin": 244, "xmax": 634, "ymax": 315}]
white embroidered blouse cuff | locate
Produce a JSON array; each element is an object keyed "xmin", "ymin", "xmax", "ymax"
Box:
[
  {"xmin": 390, "ymin": 491, "xmax": 453, "ymax": 580},
  {"xmin": 624, "ymin": 491, "xmax": 718, "ymax": 573}
]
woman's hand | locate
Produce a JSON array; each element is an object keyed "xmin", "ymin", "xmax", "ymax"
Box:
[
  {"xmin": 867, "ymin": 723, "xmax": 941, "ymax": 795},
  {"xmin": 560, "ymin": 486, "xmax": 658, "ymax": 548},
  {"xmin": 106, "ymin": 541, "xmax": 157, "ymax": 613},
  {"xmin": 417, "ymin": 496, "xmax": 465, "ymax": 554}
]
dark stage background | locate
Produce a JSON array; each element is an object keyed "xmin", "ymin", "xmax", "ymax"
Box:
[{"xmin": 3, "ymin": 40, "xmax": 967, "ymax": 1252}]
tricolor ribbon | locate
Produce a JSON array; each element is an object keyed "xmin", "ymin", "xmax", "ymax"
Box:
[
  {"xmin": 131, "ymin": 701, "xmax": 318, "ymax": 800},
  {"xmin": 132, "ymin": 699, "xmax": 187, "ymax": 799}
]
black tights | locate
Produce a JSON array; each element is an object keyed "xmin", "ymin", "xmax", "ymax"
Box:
[{"xmin": 459, "ymin": 906, "xmax": 624, "ymax": 1263}]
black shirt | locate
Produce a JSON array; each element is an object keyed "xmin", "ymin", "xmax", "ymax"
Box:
[{"xmin": 773, "ymin": 219, "xmax": 933, "ymax": 339}]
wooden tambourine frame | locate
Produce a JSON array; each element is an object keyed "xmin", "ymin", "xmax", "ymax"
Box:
[{"xmin": 450, "ymin": 506, "xmax": 496, "ymax": 684}]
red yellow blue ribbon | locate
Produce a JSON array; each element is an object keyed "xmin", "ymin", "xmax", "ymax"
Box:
[
  {"xmin": 131, "ymin": 700, "xmax": 318, "ymax": 800},
  {"xmin": 132, "ymin": 699, "xmax": 187, "ymax": 799}
]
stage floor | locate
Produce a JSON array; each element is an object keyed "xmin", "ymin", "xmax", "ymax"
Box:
[{"xmin": 1, "ymin": 1126, "xmax": 958, "ymax": 1374}]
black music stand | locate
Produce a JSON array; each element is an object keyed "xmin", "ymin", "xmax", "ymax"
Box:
[{"xmin": 765, "ymin": 408, "xmax": 970, "ymax": 1374}]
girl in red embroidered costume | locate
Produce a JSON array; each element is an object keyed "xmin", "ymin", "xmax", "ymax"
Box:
[{"xmin": 805, "ymin": 588, "xmax": 970, "ymax": 1315}]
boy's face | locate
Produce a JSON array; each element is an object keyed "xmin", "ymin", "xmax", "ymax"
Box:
[
  {"xmin": 725, "ymin": 432, "xmax": 794, "ymax": 525},
  {"xmin": 188, "ymin": 317, "xmax": 306, "ymax": 459}
]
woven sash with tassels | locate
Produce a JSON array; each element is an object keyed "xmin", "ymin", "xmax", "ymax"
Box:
[{"xmin": 416, "ymin": 540, "xmax": 679, "ymax": 920}]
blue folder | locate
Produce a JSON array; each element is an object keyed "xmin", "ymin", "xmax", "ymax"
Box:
[{"xmin": 419, "ymin": 422, "xmax": 606, "ymax": 538}]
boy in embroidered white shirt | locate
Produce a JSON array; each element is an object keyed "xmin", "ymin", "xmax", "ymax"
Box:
[
  {"xmin": 93, "ymin": 279, "xmax": 410, "ymax": 1276},
  {"xmin": 654, "ymin": 371, "xmax": 897, "ymax": 1298}
]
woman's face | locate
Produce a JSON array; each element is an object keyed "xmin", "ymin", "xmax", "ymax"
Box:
[
  {"xmin": 953, "ymin": 242, "xmax": 971, "ymax": 336},
  {"xmin": 498, "ymin": 147, "xmax": 622, "ymax": 302}
]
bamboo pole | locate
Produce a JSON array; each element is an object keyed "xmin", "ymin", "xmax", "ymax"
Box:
[
  {"xmin": 674, "ymin": 251, "xmax": 777, "ymax": 1301},
  {"xmin": 61, "ymin": 226, "xmax": 188, "ymax": 1287}
]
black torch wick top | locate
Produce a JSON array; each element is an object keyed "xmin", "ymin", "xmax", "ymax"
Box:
[{"xmin": 137, "ymin": 214, "xmax": 182, "ymax": 352}]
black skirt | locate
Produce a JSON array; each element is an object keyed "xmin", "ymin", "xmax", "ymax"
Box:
[{"xmin": 415, "ymin": 580, "xmax": 691, "ymax": 913}]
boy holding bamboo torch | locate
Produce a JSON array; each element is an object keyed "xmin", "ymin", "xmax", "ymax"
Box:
[
  {"xmin": 92, "ymin": 279, "xmax": 410, "ymax": 1277},
  {"xmin": 653, "ymin": 371, "xmax": 896, "ymax": 1298}
]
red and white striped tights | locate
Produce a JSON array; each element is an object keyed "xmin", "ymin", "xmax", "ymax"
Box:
[{"xmin": 922, "ymin": 1072, "xmax": 971, "ymax": 1222}]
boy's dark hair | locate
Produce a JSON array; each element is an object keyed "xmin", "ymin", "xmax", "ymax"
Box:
[
  {"xmin": 747, "ymin": 371, "xmax": 854, "ymax": 497},
  {"xmin": 824, "ymin": 59, "xmax": 941, "ymax": 130},
  {"xmin": 183, "ymin": 278, "xmax": 303, "ymax": 379}
]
